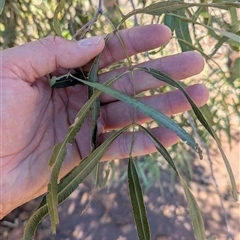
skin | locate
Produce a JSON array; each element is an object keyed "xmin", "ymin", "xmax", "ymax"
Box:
[{"xmin": 0, "ymin": 24, "xmax": 208, "ymax": 219}]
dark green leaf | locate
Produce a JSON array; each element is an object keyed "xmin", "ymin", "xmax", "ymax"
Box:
[
  {"xmin": 46, "ymin": 85, "xmax": 105, "ymax": 232},
  {"xmin": 57, "ymin": 126, "xmax": 129, "ymax": 197},
  {"xmin": 44, "ymin": 71, "xmax": 130, "ymax": 232},
  {"xmin": 139, "ymin": 67, "xmax": 238, "ymax": 200},
  {"xmin": 138, "ymin": 67, "xmax": 214, "ymax": 137},
  {"xmin": 119, "ymin": 1, "xmax": 191, "ymax": 26},
  {"xmin": 164, "ymin": 14, "xmax": 175, "ymax": 32},
  {"xmin": 170, "ymin": 13, "xmax": 240, "ymax": 43},
  {"xmin": 174, "ymin": 9, "xmax": 192, "ymax": 52},
  {"xmin": 141, "ymin": 125, "xmax": 206, "ymax": 240},
  {"xmin": 139, "ymin": 125, "xmax": 178, "ymax": 173},
  {"xmin": 23, "ymin": 126, "xmax": 128, "ymax": 240},
  {"xmin": 118, "ymin": 1, "xmax": 240, "ymax": 27},
  {"xmin": 128, "ymin": 156, "xmax": 151, "ymax": 240},
  {"xmin": 49, "ymin": 72, "xmax": 87, "ymax": 88},
  {"xmin": 88, "ymin": 54, "xmax": 101, "ymax": 150},
  {"xmin": 75, "ymin": 78, "xmax": 202, "ymax": 157}
]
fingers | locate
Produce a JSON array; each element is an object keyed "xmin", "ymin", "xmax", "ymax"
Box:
[
  {"xmin": 99, "ymin": 51, "xmax": 205, "ymax": 103},
  {"xmin": 84, "ymin": 24, "xmax": 171, "ymax": 70},
  {"xmin": 101, "ymin": 84, "xmax": 209, "ymax": 130},
  {"xmin": 98, "ymin": 24, "xmax": 171, "ymax": 69},
  {"xmin": 3, "ymin": 24, "xmax": 171, "ymax": 83},
  {"xmin": 100, "ymin": 126, "xmax": 179, "ymax": 161},
  {"xmin": 2, "ymin": 36, "xmax": 105, "ymax": 83}
]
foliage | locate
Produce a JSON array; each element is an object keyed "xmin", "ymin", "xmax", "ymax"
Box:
[{"xmin": 1, "ymin": 0, "xmax": 239, "ymax": 239}]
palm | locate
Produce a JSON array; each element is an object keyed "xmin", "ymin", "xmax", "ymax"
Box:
[{"xmin": 1, "ymin": 25, "xmax": 208, "ymax": 218}]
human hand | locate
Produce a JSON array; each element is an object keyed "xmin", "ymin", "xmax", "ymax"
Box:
[{"xmin": 0, "ymin": 24, "xmax": 208, "ymax": 218}]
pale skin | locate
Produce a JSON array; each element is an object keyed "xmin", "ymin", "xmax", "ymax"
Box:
[{"xmin": 0, "ymin": 25, "xmax": 208, "ymax": 218}]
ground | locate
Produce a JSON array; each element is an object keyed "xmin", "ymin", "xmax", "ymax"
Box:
[{"xmin": 1, "ymin": 126, "xmax": 239, "ymax": 240}]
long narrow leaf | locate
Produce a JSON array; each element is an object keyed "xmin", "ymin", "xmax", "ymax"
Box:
[
  {"xmin": 128, "ymin": 156, "xmax": 151, "ymax": 240},
  {"xmin": 88, "ymin": 54, "xmax": 101, "ymax": 150},
  {"xmin": 119, "ymin": 1, "xmax": 191, "ymax": 26},
  {"xmin": 141, "ymin": 126, "xmax": 206, "ymax": 240},
  {"xmin": 174, "ymin": 9, "xmax": 192, "ymax": 52},
  {"xmin": 170, "ymin": 13, "xmax": 240, "ymax": 43},
  {"xmin": 163, "ymin": 14, "xmax": 175, "ymax": 32},
  {"xmin": 75, "ymin": 78, "xmax": 202, "ymax": 158},
  {"xmin": 139, "ymin": 125, "xmax": 177, "ymax": 173},
  {"xmin": 46, "ymin": 70, "xmax": 131, "ymax": 231},
  {"xmin": 23, "ymin": 126, "xmax": 128, "ymax": 240},
  {"xmin": 118, "ymin": 1, "xmax": 240, "ymax": 27},
  {"xmin": 46, "ymin": 87, "xmax": 104, "ymax": 232},
  {"xmin": 137, "ymin": 67, "xmax": 214, "ymax": 137},
  {"xmin": 138, "ymin": 67, "xmax": 238, "ymax": 200},
  {"xmin": 180, "ymin": 177, "xmax": 207, "ymax": 240}
]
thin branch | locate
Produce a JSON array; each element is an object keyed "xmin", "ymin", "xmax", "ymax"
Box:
[
  {"xmin": 72, "ymin": 0, "xmax": 103, "ymax": 40},
  {"xmin": 129, "ymin": 0, "xmax": 138, "ymax": 26}
]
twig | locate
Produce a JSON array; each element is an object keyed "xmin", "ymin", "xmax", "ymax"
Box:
[
  {"xmin": 72, "ymin": 0, "xmax": 103, "ymax": 40},
  {"xmin": 184, "ymin": 111, "xmax": 234, "ymax": 240},
  {"xmin": 129, "ymin": 0, "xmax": 138, "ymax": 26}
]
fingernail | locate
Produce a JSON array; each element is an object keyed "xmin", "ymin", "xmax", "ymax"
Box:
[{"xmin": 78, "ymin": 36, "xmax": 102, "ymax": 46}]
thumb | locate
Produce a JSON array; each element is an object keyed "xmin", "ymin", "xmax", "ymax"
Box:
[{"xmin": 3, "ymin": 36, "xmax": 105, "ymax": 83}]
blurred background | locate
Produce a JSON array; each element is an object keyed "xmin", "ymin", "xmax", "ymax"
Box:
[{"xmin": 0, "ymin": 0, "xmax": 239, "ymax": 239}]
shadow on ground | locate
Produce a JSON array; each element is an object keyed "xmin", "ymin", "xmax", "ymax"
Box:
[{"xmin": 1, "ymin": 129, "xmax": 239, "ymax": 240}]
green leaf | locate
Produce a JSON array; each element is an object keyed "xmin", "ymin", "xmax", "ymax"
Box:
[
  {"xmin": 57, "ymin": 126, "xmax": 129, "ymax": 197},
  {"xmin": 180, "ymin": 177, "xmax": 207, "ymax": 240},
  {"xmin": 210, "ymin": 27, "xmax": 240, "ymax": 43},
  {"xmin": 53, "ymin": 0, "xmax": 65, "ymax": 36},
  {"xmin": 199, "ymin": 104, "xmax": 214, "ymax": 127},
  {"xmin": 141, "ymin": 126, "xmax": 206, "ymax": 240},
  {"xmin": 139, "ymin": 67, "xmax": 238, "ymax": 201},
  {"xmin": 75, "ymin": 78, "xmax": 202, "ymax": 158},
  {"xmin": 163, "ymin": 14, "xmax": 175, "ymax": 32},
  {"xmin": 45, "ymin": 71, "xmax": 130, "ymax": 232},
  {"xmin": 118, "ymin": 1, "xmax": 240, "ymax": 27},
  {"xmin": 170, "ymin": 13, "xmax": 240, "ymax": 43},
  {"xmin": 46, "ymin": 85, "xmax": 105, "ymax": 233},
  {"xmin": 128, "ymin": 156, "xmax": 151, "ymax": 240},
  {"xmin": 23, "ymin": 126, "xmax": 128, "ymax": 240},
  {"xmin": 0, "ymin": 0, "xmax": 5, "ymax": 15},
  {"xmin": 138, "ymin": 67, "xmax": 214, "ymax": 137},
  {"xmin": 119, "ymin": 1, "xmax": 191, "ymax": 26},
  {"xmin": 23, "ymin": 204, "xmax": 49, "ymax": 240},
  {"xmin": 88, "ymin": 54, "xmax": 101, "ymax": 150},
  {"xmin": 174, "ymin": 9, "xmax": 192, "ymax": 52},
  {"xmin": 139, "ymin": 125, "xmax": 178, "ymax": 173},
  {"xmin": 93, "ymin": 163, "xmax": 101, "ymax": 187},
  {"xmin": 46, "ymin": 184, "xmax": 59, "ymax": 233},
  {"xmin": 49, "ymin": 71, "xmax": 87, "ymax": 88},
  {"xmin": 230, "ymin": 6, "xmax": 238, "ymax": 25}
]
